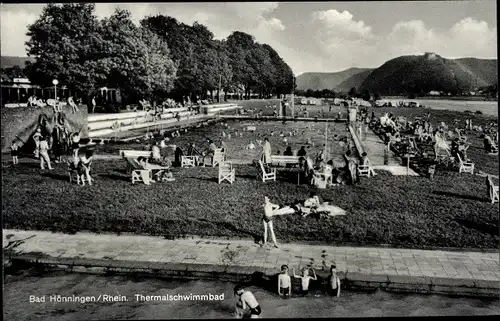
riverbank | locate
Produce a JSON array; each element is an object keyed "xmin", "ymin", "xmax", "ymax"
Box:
[{"xmin": 4, "ymin": 229, "xmax": 499, "ymax": 298}]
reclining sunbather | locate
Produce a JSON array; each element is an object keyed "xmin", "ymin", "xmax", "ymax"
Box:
[{"xmin": 296, "ymin": 193, "xmax": 347, "ymax": 218}]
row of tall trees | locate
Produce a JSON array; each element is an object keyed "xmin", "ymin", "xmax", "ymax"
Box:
[{"xmin": 24, "ymin": 3, "xmax": 295, "ymax": 107}]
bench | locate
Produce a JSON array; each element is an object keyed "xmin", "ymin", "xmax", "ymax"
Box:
[
  {"xmin": 119, "ymin": 150, "xmax": 152, "ymax": 159},
  {"xmin": 270, "ymin": 155, "xmax": 301, "ymax": 166}
]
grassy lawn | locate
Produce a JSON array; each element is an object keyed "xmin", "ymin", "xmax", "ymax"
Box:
[{"xmin": 2, "ymin": 158, "xmax": 498, "ymax": 249}]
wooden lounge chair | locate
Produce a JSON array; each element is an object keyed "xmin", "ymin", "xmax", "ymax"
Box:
[
  {"xmin": 218, "ymin": 161, "xmax": 235, "ymax": 184},
  {"xmin": 181, "ymin": 156, "xmax": 198, "ymax": 168},
  {"xmin": 357, "ymin": 157, "xmax": 375, "ymax": 177},
  {"xmin": 257, "ymin": 160, "xmax": 276, "ymax": 182},
  {"xmin": 126, "ymin": 157, "xmax": 153, "ymax": 185},
  {"xmin": 313, "ymin": 165, "xmax": 333, "ymax": 188},
  {"xmin": 457, "ymin": 153, "xmax": 474, "ymax": 174},
  {"xmin": 487, "ymin": 175, "xmax": 499, "ymax": 204},
  {"xmin": 212, "ymin": 148, "xmax": 225, "ymax": 167}
]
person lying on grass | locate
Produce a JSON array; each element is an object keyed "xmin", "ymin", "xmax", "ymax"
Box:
[
  {"xmin": 293, "ymin": 266, "xmax": 317, "ymax": 296},
  {"xmin": 297, "ymin": 193, "xmax": 347, "ymax": 218}
]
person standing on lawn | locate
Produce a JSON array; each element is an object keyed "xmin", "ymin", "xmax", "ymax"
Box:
[
  {"xmin": 38, "ymin": 136, "xmax": 53, "ymax": 170},
  {"xmin": 11, "ymin": 140, "xmax": 19, "ymax": 165},
  {"xmin": 261, "ymin": 137, "xmax": 272, "ymax": 164},
  {"xmin": 33, "ymin": 128, "xmax": 42, "ymax": 158},
  {"xmin": 262, "ymin": 196, "xmax": 280, "ymax": 248},
  {"xmin": 70, "ymin": 129, "xmax": 82, "ymax": 159},
  {"xmin": 261, "ymin": 196, "xmax": 297, "ymax": 248}
]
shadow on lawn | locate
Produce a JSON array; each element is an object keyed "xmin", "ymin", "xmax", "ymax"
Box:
[
  {"xmin": 432, "ymin": 190, "xmax": 487, "ymax": 202},
  {"xmin": 99, "ymin": 172, "xmax": 130, "ymax": 182},
  {"xmin": 41, "ymin": 172, "xmax": 68, "ymax": 181},
  {"xmin": 455, "ymin": 218, "xmax": 498, "ymax": 236}
]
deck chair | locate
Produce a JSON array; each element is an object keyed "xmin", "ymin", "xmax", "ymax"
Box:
[
  {"xmin": 313, "ymin": 165, "xmax": 333, "ymax": 188},
  {"xmin": 435, "ymin": 148, "xmax": 454, "ymax": 167},
  {"xmin": 457, "ymin": 153, "xmax": 474, "ymax": 174},
  {"xmin": 181, "ymin": 156, "xmax": 198, "ymax": 168},
  {"xmin": 257, "ymin": 160, "xmax": 276, "ymax": 182},
  {"xmin": 218, "ymin": 161, "xmax": 235, "ymax": 184},
  {"xmin": 358, "ymin": 158, "xmax": 375, "ymax": 177},
  {"xmin": 126, "ymin": 157, "xmax": 153, "ymax": 185},
  {"xmin": 487, "ymin": 175, "xmax": 499, "ymax": 204},
  {"xmin": 211, "ymin": 148, "xmax": 224, "ymax": 167}
]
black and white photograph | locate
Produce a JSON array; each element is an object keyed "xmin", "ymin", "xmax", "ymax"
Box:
[{"xmin": 1, "ymin": 1, "xmax": 499, "ymax": 319}]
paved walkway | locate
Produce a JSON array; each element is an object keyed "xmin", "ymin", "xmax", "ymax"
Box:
[
  {"xmin": 4, "ymin": 229, "xmax": 499, "ymax": 296},
  {"xmin": 358, "ymin": 125, "xmax": 420, "ymax": 176},
  {"xmin": 358, "ymin": 125, "xmax": 399, "ymax": 166}
]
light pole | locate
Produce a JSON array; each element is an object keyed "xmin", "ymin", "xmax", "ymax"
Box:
[{"xmin": 52, "ymin": 79, "xmax": 59, "ymax": 101}]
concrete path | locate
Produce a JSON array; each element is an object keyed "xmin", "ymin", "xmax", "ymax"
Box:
[
  {"xmin": 358, "ymin": 125, "xmax": 400, "ymax": 166},
  {"xmin": 4, "ymin": 229, "xmax": 499, "ymax": 297}
]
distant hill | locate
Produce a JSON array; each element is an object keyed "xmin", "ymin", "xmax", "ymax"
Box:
[
  {"xmin": 359, "ymin": 53, "xmax": 497, "ymax": 95},
  {"xmin": 296, "ymin": 68, "xmax": 373, "ymax": 91},
  {"xmin": 1, "ymin": 56, "xmax": 35, "ymax": 69},
  {"xmin": 336, "ymin": 69, "xmax": 374, "ymax": 92}
]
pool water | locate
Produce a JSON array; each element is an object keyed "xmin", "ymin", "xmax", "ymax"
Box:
[{"xmin": 4, "ymin": 272, "xmax": 499, "ymax": 320}]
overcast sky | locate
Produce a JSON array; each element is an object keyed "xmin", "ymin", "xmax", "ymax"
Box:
[{"xmin": 1, "ymin": 1, "xmax": 497, "ymax": 75}]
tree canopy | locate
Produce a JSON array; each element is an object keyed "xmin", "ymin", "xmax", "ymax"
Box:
[{"xmin": 25, "ymin": 5, "xmax": 294, "ymax": 105}]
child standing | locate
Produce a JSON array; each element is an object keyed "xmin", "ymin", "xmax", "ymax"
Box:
[
  {"xmin": 278, "ymin": 265, "xmax": 291, "ymax": 299},
  {"xmin": 33, "ymin": 128, "xmax": 42, "ymax": 158},
  {"xmin": 11, "ymin": 140, "xmax": 19, "ymax": 165},
  {"xmin": 328, "ymin": 265, "xmax": 341, "ymax": 297},
  {"xmin": 293, "ymin": 266, "xmax": 317, "ymax": 295},
  {"xmin": 38, "ymin": 136, "xmax": 53, "ymax": 170}
]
